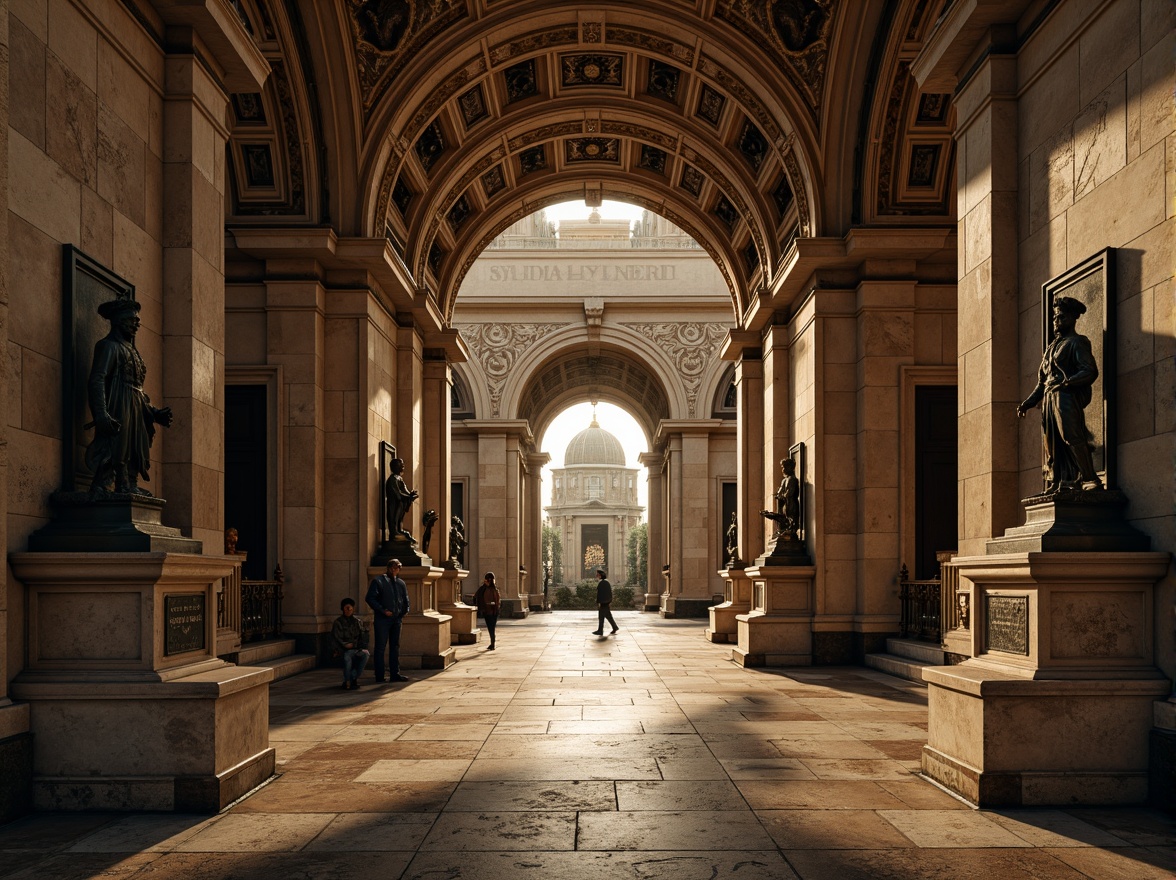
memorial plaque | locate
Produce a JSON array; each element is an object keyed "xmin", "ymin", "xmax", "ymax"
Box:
[
  {"xmin": 165, "ymin": 594, "xmax": 206, "ymax": 656},
  {"xmin": 985, "ymin": 594, "xmax": 1029, "ymax": 655}
]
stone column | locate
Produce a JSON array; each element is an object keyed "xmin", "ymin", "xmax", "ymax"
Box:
[
  {"xmin": 265, "ymin": 273, "xmax": 326, "ymax": 645},
  {"xmin": 639, "ymin": 451, "xmax": 664, "ymax": 611},
  {"xmin": 854, "ymin": 280, "xmax": 915, "ymax": 653},
  {"xmin": 161, "ymin": 47, "xmax": 232, "ymax": 552},
  {"xmin": 524, "ymin": 451, "xmax": 550, "ymax": 609},
  {"xmin": 420, "ymin": 352, "xmax": 452, "ymax": 562},
  {"xmin": 658, "ymin": 432, "xmax": 682, "ymax": 616},
  {"xmin": 735, "ymin": 349, "xmax": 765, "ymax": 564},
  {"xmin": 952, "ymin": 55, "xmax": 1021, "ymax": 556},
  {"xmin": 467, "ymin": 421, "xmax": 531, "ymax": 617}
]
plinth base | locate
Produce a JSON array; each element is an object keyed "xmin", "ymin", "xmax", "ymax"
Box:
[
  {"xmin": 732, "ymin": 610, "xmax": 813, "ymax": 666},
  {"xmin": 399, "ymin": 612, "xmax": 456, "ymax": 669},
  {"xmin": 921, "ymin": 663, "xmax": 1169, "ymax": 806},
  {"xmin": 13, "ymin": 664, "xmax": 275, "ymax": 812},
  {"xmin": 28, "ymin": 493, "xmax": 202, "ymax": 554},
  {"xmin": 709, "ymin": 567, "xmax": 752, "ymax": 643},
  {"xmin": 371, "ymin": 538, "xmax": 431, "ymax": 568},
  {"xmin": 987, "ymin": 489, "xmax": 1150, "ymax": 554}
]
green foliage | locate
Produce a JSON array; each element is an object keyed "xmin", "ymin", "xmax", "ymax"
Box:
[
  {"xmin": 625, "ymin": 523, "xmax": 648, "ymax": 587},
  {"xmin": 553, "ymin": 586, "xmax": 574, "ymax": 608},
  {"xmin": 612, "ymin": 585, "xmax": 635, "ymax": 608},
  {"xmin": 541, "ymin": 523, "xmax": 564, "ymax": 584}
]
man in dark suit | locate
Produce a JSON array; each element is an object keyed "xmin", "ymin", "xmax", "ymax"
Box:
[
  {"xmin": 366, "ymin": 558, "xmax": 411, "ymax": 682},
  {"xmin": 592, "ymin": 567, "xmax": 618, "ymax": 636}
]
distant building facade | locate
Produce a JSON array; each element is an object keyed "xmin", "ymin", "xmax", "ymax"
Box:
[{"xmin": 546, "ymin": 418, "xmax": 644, "ymax": 584}]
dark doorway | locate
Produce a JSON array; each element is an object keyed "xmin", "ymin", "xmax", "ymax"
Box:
[
  {"xmin": 225, "ymin": 385, "xmax": 268, "ymax": 580},
  {"xmin": 915, "ymin": 386, "xmax": 957, "ymax": 580}
]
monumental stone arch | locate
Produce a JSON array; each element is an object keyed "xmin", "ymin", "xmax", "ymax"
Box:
[{"xmin": 0, "ymin": 0, "xmax": 1173, "ymax": 818}]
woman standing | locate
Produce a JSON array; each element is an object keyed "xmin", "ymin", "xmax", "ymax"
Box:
[{"xmin": 473, "ymin": 572, "xmax": 501, "ymax": 650}]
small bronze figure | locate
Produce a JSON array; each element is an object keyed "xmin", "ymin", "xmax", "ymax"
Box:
[
  {"xmin": 421, "ymin": 508, "xmax": 439, "ymax": 554},
  {"xmin": 1017, "ymin": 296, "xmax": 1103, "ymax": 493},
  {"xmin": 761, "ymin": 457, "xmax": 800, "ymax": 540},
  {"xmin": 725, "ymin": 512, "xmax": 739, "ymax": 566},
  {"xmin": 385, "ymin": 457, "xmax": 419, "ymax": 543},
  {"xmin": 448, "ymin": 515, "xmax": 468, "ymax": 565},
  {"xmin": 85, "ymin": 297, "xmax": 172, "ymax": 497}
]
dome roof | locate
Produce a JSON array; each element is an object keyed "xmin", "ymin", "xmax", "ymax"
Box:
[{"xmin": 564, "ymin": 418, "xmax": 626, "ymax": 466}]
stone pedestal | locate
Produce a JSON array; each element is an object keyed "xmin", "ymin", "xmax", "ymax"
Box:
[
  {"xmin": 28, "ymin": 494, "xmax": 202, "ymax": 554},
  {"xmin": 708, "ymin": 565, "xmax": 752, "ymax": 643},
  {"xmin": 371, "ymin": 563, "xmax": 455, "ymax": 669},
  {"xmin": 921, "ymin": 551, "xmax": 1172, "ymax": 806},
  {"xmin": 8, "ymin": 553, "xmax": 275, "ymax": 812},
  {"xmin": 732, "ymin": 564, "xmax": 815, "ymax": 667},
  {"xmin": 436, "ymin": 565, "xmax": 478, "ymax": 645}
]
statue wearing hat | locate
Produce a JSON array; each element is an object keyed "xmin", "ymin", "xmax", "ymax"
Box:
[
  {"xmin": 85, "ymin": 296, "xmax": 172, "ymax": 497},
  {"xmin": 1017, "ymin": 295, "xmax": 1103, "ymax": 493}
]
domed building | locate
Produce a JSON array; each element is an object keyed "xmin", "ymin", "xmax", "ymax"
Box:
[{"xmin": 546, "ymin": 417, "xmax": 645, "ymax": 585}]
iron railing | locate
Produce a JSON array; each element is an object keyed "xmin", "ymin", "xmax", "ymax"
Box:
[
  {"xmin": 240, "ymin": 565, "xmax": 285, "ymax": 642},
  {"xmin": 899, "ymin": 564, "xmax": 942, "ymax": 642}
]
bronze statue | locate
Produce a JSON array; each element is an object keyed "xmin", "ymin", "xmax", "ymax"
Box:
[
  {"xmin": 85, "ymin": 297, "xmax": 172, "ymax": 497},
  {"xmin": 385, "ymin": 457, "xmax": 419, "ymax": 543},
  {"xmin": 725, "ymin": 512, "xmax": 739, "ymax": 565},
  {"xmin": 224, "ymin": 527, "xmax": 240, "ymax": 555},
  {"xmin": 421, "ymin": 509, "xmax": 439, "ymax": 554},
  {"xmin": 448, "ymin": 515, "xmax": 467, "ymax": 564},
  {"xmin": 1017, "ymin": 296, "xmax": 1103, "ymax": 493},
  {"xmin": 761, "ymin": 457, "xmax": 800, "ymax": 540}
]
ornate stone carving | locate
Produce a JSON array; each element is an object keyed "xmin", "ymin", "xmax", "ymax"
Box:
[
  {"xmin": 600, "ymin": 121, "xmax": 677, "ymax": 150},
  {"xmin": 446, "ymin": 194, "xmax": 471, "ymax": 231},
  {"xmin": 349, "ymin": 0, "xmax": 468, "ymax": 114},
  {"xmin": 518, "ymin": 145, "xmax": 547, "ymax": 175},
  {"xmin": 458, "ymin": 84, "xmax": 488, "ymax": 128},
  {"xmin": 490, "ymin": 27, "xmax": 578, "ymax": 65},
  {"xmin": 481, "ymin": 165, "xmax": 506, "ymax": 199},
  {"xmin": 696, "ymin": 84, "xmax": 725, "ymax": 126},
  {"xmin": 230, "ymin": 61, "xmax": 305, "ymax": 217},
  {"xmin": 565, "ymin": 138, "xmax": 620, "ymax": 163},
  {"xmin": 503, "ymin": 59, "xmax": 540, "ymax": 102},
  {"xmin": 620, "ymin": 322, "xmax": 729, "ymax": 417},
  {"xmin": 782, "ymin": 147, "xmax": 811, "ymax": 236},
  {"xmin": 607, "ymin": 26, "xmax": 694, "ymax": 63},
  {"xmin": 391, "ymin": 176, "xmax": 414, "ymax": 216},
  {"xmin": 637, "ymin": 145, "xmax": 667, "ymax": 176},
  {"xmin": 737, "ymin": 119, "xmax": 768, "ymax": 173},
  {"xmin": 714, "ymin": 0, "xmax": 836, "ymax": 120},
  {"xmin": 646, "ymin": 60, "xmax": 681, "ymax": 102},
  {"xmin": 406, "ymin": 59, "xmax": 486, "ymax": 136},
  {"xmin": 679, "ymin": 164, "xmax": 703, "ymax": 197},
  {"xmin": 459, "ymin": 323, "xmax": 568, "ymax": 417},
  {"xmin": 698, "ymin": 55, "xmax": 783, "ymax": 142},
  {"xmin": 581, "ymin": 22, "xmax": 602, "ymax": 43},
  {"xmin": 507, "ymin": 122, "xmax": 583, "ymax": 152},
  {"xmin": 561, "ymin": 53, "xmax": 624, "ymax": 88}
]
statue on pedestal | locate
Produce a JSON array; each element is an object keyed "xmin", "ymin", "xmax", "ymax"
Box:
[
  {"xmin": 85, "ymin": 297, "xmax": 172, "ymax": 498},
  {"xmin": 761, "ymin": 457, "xmax": 800, "ymax": 541},
  {"xmin": 725, "ymin": 512, "xmax": 740, "ymax": 567},
  {"xmin": 448, "ymin": 516, "xmax": 467, "ymax": 566},
  {"xmin": 1017, "ymin": 296, "xmax": 1104, "ymax": 494},
  {"xmin": 385, "ymin": 457, "xmax": 419, "ymax": 545}
]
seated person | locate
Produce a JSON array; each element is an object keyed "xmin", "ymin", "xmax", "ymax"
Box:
[{"xmin": 331, "ymin": 597, "xmax": 370, "ymax": 690}]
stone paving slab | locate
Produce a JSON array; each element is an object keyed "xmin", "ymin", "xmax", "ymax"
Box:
[{"xmin": 0, "ymin": 613, "xmax": 1172, "ymax": 880}]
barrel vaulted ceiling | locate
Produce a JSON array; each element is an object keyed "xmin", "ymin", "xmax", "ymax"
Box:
[{"xmin": 225, "ymin": 0, "xmax": 956, "ymax": 325}]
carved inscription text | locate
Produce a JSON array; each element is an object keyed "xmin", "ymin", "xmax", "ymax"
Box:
[{"xmin": 985, "ymin": 594, "xmax": 1029, "ymax": 655}]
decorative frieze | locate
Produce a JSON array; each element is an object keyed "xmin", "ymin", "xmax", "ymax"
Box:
[
  {"xmin": 620, "ymin": 322, "xmax": 730, "ymax": 417},
  {"xmin": 459, "ymin": 323, "xmax": 568, "ymax": 416}
]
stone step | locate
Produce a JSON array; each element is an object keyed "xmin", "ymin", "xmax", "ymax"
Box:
[
  {"xmin": 864, "ymin": 652, "xmax": 931, "ymax": 685},
  {"xmin": 249, "ymin": 653, "xmax": 317, "ymax": 682},
  {"xmin": 884, "ymin": 637, "xmax": 945, "ymax": 665},
  {"xmin": 236, "ymin": 639, "xmax": 298, "ymax": 665}
]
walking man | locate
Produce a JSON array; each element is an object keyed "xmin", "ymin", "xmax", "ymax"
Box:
[
  {"xmin": 592, "ymin": 567, "xmax": 619, "ymax": 636},
  {"xmin": 366, "ymin": 559, "xmax": 411, "ymax": 682}
]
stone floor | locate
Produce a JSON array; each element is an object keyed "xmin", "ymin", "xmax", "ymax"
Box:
[{"xmin": 1, "ymin": 612, "xmax": 1174, "ymax": 879}]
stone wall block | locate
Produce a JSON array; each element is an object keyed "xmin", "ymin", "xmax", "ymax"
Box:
[
  {"xmin": 1118, "ymin": 434, "xmax": 1174, "ymax": 519},
  {"xmin": 1078, "ymin": 0, "xmax": 1139, "ymax": 105},
  {"xmin": 1154, "ymin": 354, "xmax": 1174, "ymax": 434},
  {"xmin": 860, "ymin": 430, "xmax": 898, "ymax": 488},
  {"xmin": 19, "ymin": 348, "xmax": 59, "ymax": 440},
  {"xmin": 1118, "ymin": 288, "xmax": 1154, "ymax": 375},
  {"xmin": 9, "ymin": 215, "xmax": 60, "ymax": 357},
  {"xmin": 190, "ymin": 398, "xmax": 222, "ymax": 471},
  {"xmin": 1068, "ymin": 141, "xmax": 1167, "ymax": 257},
  {"xmin": 10, "ymin": 16, "xmax": 46, "ymax": 147},
  {"xmin": 44, "ymin": 52, "xmax": 97, "ymax": 187},
  {"xmin": 8, "ymin": 342, "xmax": 22, "ymax": 430},
  {"xmin": 1020, "ymin": 43, "xmax": 1080, "ymax": 160},
  {"xmin": 283, "ymin": 425, "xmax": 320, "ymax": 507},
  {"xmin": 325, "ymin": 320, "xmax": 359, "ymax": 391},
  {"xmin": 10, "ymin": 131, "xmax": 81, "ymax": 245},
  {"xmin": 80, "ymin": 184, "xmax": 113, "ymax": 265},
  {"xmin": 96, "ymin": 101, "xmax": 145, "ymax": 227},
  {"xmin": 324, "ymin": 457, "xmax": 358, "ymax": 534},
  {"xmin": 1139, "ymin": 32, "xmax": 1175, "ymax": 154},
  {"xmin": 1018, "ymin": 219, "xmax": 1068, "ymax": 311},
  {"xmin": 860, "ymin": 487, "xmax": 898, "ymax": 533},
  {"xmin": 46, "ymin": 0, "xmax": 97, "ymax": 90},
  {"xmin": 1029, "ymin": 125, "xmax": 1074, "ymax": 233},
  {"xmin": 1116, "ymin": 364, "xmax": 1154, "ymax": 443},
  {"xmin": 1074, "ymin": 75, "xmax": 1128, "ymax": 202}
]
